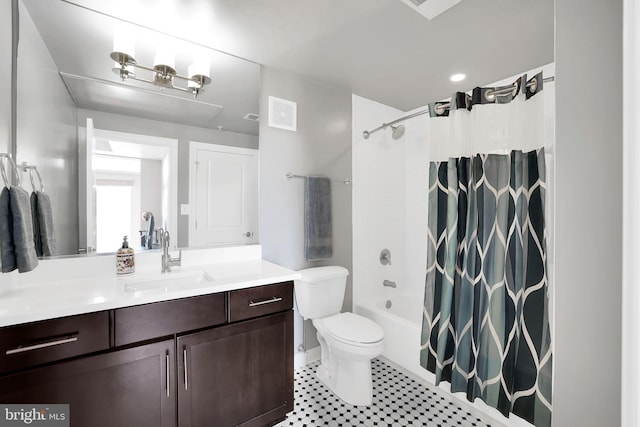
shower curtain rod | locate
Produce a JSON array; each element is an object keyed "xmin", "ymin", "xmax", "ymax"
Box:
[{"xmin": 362, "ymin": 75, "xmax": 555, "ymax": 139}]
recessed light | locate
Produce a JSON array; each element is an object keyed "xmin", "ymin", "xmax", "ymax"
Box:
[{"xmin": 450, "ymin": 73, "xmax": 466, "ymax": 82}]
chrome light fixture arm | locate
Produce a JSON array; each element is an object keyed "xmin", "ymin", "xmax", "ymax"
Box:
[{"xmin": 111, "ymin": 51, "xmax": 211, "ymax": 98}]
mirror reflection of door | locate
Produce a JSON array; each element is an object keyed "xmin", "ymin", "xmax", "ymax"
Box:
[
  {"xmin": 80, "ymin": 121, "xmax": 178, "ymax": 253},
  {"xmin": 93, "ymin": 161, "xmax": 141, "ymax": 253},
  {"xmin": 189, "ymin": 142, "xmax": 258, "ymax": 247}
]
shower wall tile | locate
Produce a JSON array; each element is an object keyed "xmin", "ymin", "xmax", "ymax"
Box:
[{"xmin": 352, "ymin": 94, "xmax": 407, "ymax": 304}]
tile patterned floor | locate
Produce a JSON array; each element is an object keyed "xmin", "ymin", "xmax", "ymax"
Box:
[{"xmin": 274, "ymin": 359, "xmax": 492, "ymax": 427}]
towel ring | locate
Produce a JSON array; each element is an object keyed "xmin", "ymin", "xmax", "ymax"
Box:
[
  {"xmin": 31, "ymin": 168, "xmax": 44, "ymax": 192},
  {"xmin": 0, "ymin": 154, "xmax": 20, "ymax": 187},
  {"xmin": 20, "ymin": 162, "xmax": 44, "ymax": 192}
]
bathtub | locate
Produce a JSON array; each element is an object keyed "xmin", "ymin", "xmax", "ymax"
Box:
[
  {"xmin": 354, "ymin": 294, "xmax": 424, "ymax": 378},
  {"xmin": 355, "ymin": 295, "xmax": 516, "ymax": 427}
]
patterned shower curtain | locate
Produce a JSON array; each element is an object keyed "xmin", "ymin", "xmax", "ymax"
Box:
[{"xmin": 420, "ymin": 73, "xmax": 553, "ymax": 427}]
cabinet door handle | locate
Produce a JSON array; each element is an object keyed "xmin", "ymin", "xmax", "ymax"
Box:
[
  {"xmin": 183, "ymin": 347, "xmax": 189, "ymax": 391},
  {"xmin": 165, "ymin": 352, "xmax": 170, "ymax": 397},
  {"xmin": 5, "ymin": 336, "xmax": 78, "ymax": 355},
  {"xmin": 248, "ymin": 296, "xmax": 283, "ymax": 307}
]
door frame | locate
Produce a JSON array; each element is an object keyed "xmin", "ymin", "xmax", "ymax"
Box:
[
  {"xmin": 188, "ymin": 142, "xmax": 259, "ymax": 247},
  {"xmin": 80, "ymin": 126, "xmax": 178, "ymax": 251}
]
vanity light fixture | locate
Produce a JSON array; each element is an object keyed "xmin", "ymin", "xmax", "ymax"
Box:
[{"xmin": 110, "ymin": 47, "xmax": 211, "ymax": 98}]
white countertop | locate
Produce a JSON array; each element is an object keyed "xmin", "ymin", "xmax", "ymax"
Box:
[{"xmin": 0, "ymin": 245, "xmax": 300, "ymax": 328}]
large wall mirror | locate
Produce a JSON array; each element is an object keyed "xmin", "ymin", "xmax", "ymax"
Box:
[{"xmin": 15, "ymin": 0, "xmax": 261, "ymax": 257}]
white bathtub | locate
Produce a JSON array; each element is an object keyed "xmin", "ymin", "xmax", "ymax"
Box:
[
  {"xmin": 354, "ymin": 294, "xmax": 424, "ymax": 377},
  {"xmin": 355, "ymin": 295, "xmax": 516, "ymax": 427}
]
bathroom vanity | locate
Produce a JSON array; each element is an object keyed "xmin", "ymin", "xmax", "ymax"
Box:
[{"xmin": 0, "ymin": 245, "xmax": 297, "ymax": 427}]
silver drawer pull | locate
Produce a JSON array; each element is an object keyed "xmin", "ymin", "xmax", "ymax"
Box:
[
  {"xmin": 248, "ymin": 296, "xmax": 283, "ymax": 307},
  {"xmin": 6, "ymin": 336, "xmax": 78, "ymax": 355},
  {"xmin": 183, "ymin": 348, "xmax": 189, "ymax": 391},
  {"xmin": 166, "ymin": 352, "xmax": 170, "ymax": 397}
]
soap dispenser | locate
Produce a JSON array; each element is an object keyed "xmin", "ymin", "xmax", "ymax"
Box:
[{"xmin": 116, "ymin": 236, "xmax": 135, "ymax": 275}]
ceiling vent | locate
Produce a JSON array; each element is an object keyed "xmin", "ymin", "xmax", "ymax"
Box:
[
  {"xmin": 400, "ymin": 0, "xmax": 462, "ymax": 20},
  {"xmin": 244, "ymin": 113, "xmax": 260, "ymax": 121}
]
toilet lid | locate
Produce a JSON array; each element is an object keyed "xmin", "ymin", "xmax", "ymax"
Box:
[{"xmin": 323, "ymin": 312, "xmax": 384, "ymax": 344}]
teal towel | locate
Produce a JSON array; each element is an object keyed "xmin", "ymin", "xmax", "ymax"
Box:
[{"xmin": 304, "ymin": 176, "xmax": 333, "ymax": 261}]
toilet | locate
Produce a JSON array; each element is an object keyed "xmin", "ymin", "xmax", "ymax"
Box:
[{"xmin": 294, "ymin": 266, "xmax": 384, "ymax": 406}]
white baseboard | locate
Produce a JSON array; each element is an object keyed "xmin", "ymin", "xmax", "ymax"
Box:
[{"xmin": 294, "ymin": 346, "xmax": 321, "ymax": 369}]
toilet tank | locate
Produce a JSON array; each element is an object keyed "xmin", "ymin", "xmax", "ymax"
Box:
[{"xmin": 294, "ymin": 266, "xmax": 349, "ymax": 320}]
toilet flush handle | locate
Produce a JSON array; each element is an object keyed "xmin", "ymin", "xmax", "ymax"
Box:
[{"xmin": 380, "ymin": 249, "xmax": 391, "ymax": 265}]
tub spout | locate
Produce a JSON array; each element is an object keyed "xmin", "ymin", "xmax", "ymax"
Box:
[{"xmin": 383, "ymin": 280, "xmax": 396, "ymax": 288}]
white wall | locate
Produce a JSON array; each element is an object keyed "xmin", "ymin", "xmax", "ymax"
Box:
[
  {"xmin": 16, "ymin": 0, "xmax": 78, "ymax": 255},
  {"xmin": 554, "ymin": 1, "xmax": 623, "ymax": 426},
  {"xmin": 259, "ymin": 66, "xmax": 352, "ymax": 356},
  {"xmin": 0, "ymin": 0, "xmax": 11, "ymax": 155},
  {"xmin": 77, "ymin": 109, "xmax": 258, "ymax": 248}
]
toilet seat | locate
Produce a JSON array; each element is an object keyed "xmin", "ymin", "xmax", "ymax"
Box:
[{"xmin": 321, "ymin": 312, "xmax": 384, "ymax": 345}]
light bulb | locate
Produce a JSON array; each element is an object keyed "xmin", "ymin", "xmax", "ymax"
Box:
[
  {"xmin": 112, "ymin": 24, "xmax": 135, "ymax": 59},
  {"xmin": 154, "ymin": 46, "xmax": 175, "ymax": 70}
]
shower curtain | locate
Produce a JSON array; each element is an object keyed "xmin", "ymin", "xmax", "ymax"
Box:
[{"xmin": 420, "ymin": 73, "xmax": 553, "ymax": 427}]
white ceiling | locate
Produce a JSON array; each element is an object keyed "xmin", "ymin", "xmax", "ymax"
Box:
[{"xmin": 23, "ymin": 0, "xmax": 554, "ymax": 130}]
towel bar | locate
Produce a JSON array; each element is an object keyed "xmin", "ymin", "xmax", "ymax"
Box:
[{"xmin": 286, "ymin": 172, "xmax": 351, "ymax": 185}]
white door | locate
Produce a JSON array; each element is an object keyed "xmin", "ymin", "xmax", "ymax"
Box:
[{"xmin": 189, "ymin": 143, "xmax": 258, "ymax": 247}]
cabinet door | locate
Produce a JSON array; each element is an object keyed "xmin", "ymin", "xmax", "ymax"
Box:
[
  {"xmin": 0, "ymin": 340, "xmax": 176, "ymax": 427},
  {"xmin": 178, "ymin": 311, "xmax": 293, "ymax": 427}
]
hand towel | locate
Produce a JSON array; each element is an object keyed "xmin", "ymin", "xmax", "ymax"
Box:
[
  {"xmin": 9, "ymin": 185, "xmax": 38, "ymax": 272},
  {"xmin": 304, "ymin": 176, "xmax": 333, "ymax": 261},
  {"xmin": 30, "ymin": 192, "xmax": 43, "ymax": 257},
  {"xmin": 0, "ymin": 187, "xmax": 16, "ymax": 272},
  {"xmin": 36, "ymin": 191, "xmax": 56, "ymax": 257}
]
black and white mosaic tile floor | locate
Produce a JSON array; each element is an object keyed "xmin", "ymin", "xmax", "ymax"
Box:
[{"xmin": 274, "ymin": 359, "xmax": 492, "ymax": 427}]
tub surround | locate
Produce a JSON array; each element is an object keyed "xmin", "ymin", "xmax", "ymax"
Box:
[{"xmin": 0, "ymin": 244, "xmax": 300, "ymax": 327}]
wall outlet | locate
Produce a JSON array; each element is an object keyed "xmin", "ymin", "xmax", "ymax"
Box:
[{"xmin": 180, "ymin": 204, "xmax": 190, "ymax": 215}]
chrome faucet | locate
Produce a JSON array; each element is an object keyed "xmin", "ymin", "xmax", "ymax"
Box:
[
  {"xmin": 160, "ymin": 229, "xmax": 182, "ymax": 273},
  {"xmin": 383, "ymin": 280, "xmax": 397, "ymax": 288}
]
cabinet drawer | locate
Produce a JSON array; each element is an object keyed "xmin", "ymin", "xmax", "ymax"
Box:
[
  {"xmin": 115, "ymin": 293, "xmax": 226, "ymax": 346},
  {"xmin": 228, "ymin": 281, "xmax": 293, "ymax": 323},
  {"xmin": 0, "ymin": 311, "xmax": 109, "ymax": 374}
]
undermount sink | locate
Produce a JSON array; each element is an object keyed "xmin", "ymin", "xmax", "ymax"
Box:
[{"xmin": 123, "ymin": 269, "xmax": 214, "ymax": 292}]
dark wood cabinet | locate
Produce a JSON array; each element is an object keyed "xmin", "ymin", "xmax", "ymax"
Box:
[
  {"xmin": 0, "ymin": 311, "xmax": 109, "ymax": 373},
  {"xmin": 114, "ymin": 293, "xmax": 226, "ymax": 346},
  {"xmin": 0, "ymin": 339, "xmax": 176, "ymax": 427},
  {"xmin": 178, "ymin": 310, "xmax": 293, "ymax": 427},
  {"xmin": 0, "ymin": 281, "xmax": 294, "ymax": 427},
  {"xmin": 228, "ymin": 282, "xmax": 293, "ymax": 323}
]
